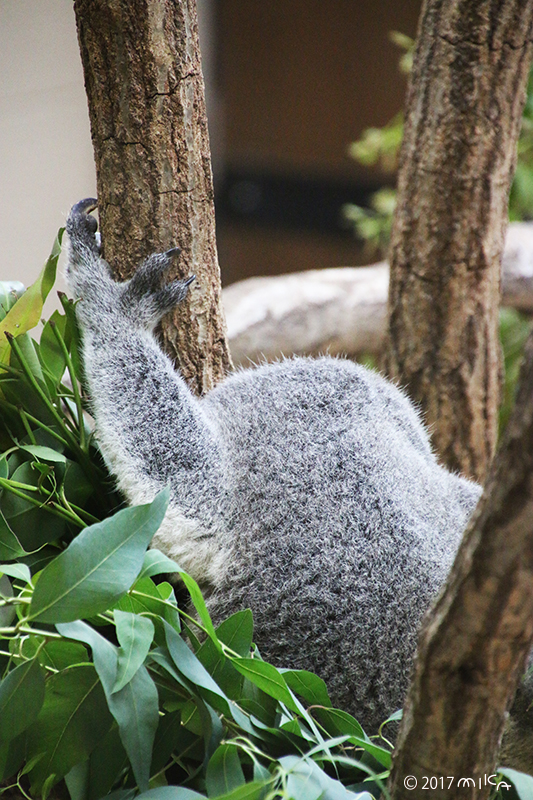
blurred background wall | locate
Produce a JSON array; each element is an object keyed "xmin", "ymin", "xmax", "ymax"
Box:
[{"xmin": 0, "ymin": 0, "xmax": 421, "ymax": 297}]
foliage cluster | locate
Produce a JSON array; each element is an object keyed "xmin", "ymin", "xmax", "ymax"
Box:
[{"xmin": 0, "ymin": 246, "xmax": 398, "ymax": 800}]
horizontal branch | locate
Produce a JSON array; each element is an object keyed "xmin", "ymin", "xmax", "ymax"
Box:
[{"xmin": 223, "ymin": 222, "xmax": 533, "ymax": 365}]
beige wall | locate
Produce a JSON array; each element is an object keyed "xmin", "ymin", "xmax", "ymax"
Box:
[{"xmin": 0, "ymin": 0, "xmax": 95, "ymax": 306}]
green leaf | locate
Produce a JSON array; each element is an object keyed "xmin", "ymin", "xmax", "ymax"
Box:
[
  {"xmin": 113, "ymin": 610, "xmax": 155, "ymax": 693},
  {"xmin": 39, "ymin": 640, "xmax": 89, "ymax": 672},
  {"xmin": 311, "ymin": 707, "xmax": 390, "ymax": 768},
  {"xmin": 136, "ymin": 789, "xmax": 206, "ymax": 800},
  {"xmin": 0, "ymin": 659, "xmax": 45, "ymax": 742},
  {"xmin": 230, "ymin": 658, "xmax": 299, "ymax": 714},
  {"xmin": 311, "ymin": 707, "xmax": 366, "ymax": 740},
  {"xmin": 20, "ymin": 444, "xmax": 67, "ymax": 463},
  {"xmin": 29, "ymin": 489, "xmax": 169, "ymax": 622},
  {"xmin": 0, "ymin": 730, "xmax": 26, "ymax": 782},
  {"xmin": 283, "ymin": 758, "xmax": 323, "ymax": 800},
  {"xmin": 211, "ymin": 782, "xmax": 269, "ymax": 800},
  {"xmin": 86, "ymin": 724, "xmax": 128, "ymax": 800},
  {"xmin": 138, "ymin": 548, "xmax": 181, "ymax": 579},
  {"xmin": 0, "ymin": 513, "xmax": 25, "ymax": 561},
  {"xmin": 13, "ymin": 335, "xmax": 47, "ymax": 390},
  {"xmin": 196, "ymin": 637, "xmax": 242, "ymax": 700},
  {"xmin": 498, "ymin": 767, "xmax": 533, "ymax": 799},
  {"xmin": 280, "ymin": 756, "xmax": 369, "ymax": 800},
  {"xmin": 281, "ymin": 669, "xmax": 332, "ymax": 708},
  {"xmin": 1, "ymin": 462, "xmax": 66, "ymax": 549},
  {"xmin": 26, "ymin": 664, "xmax": 113, "ymax": 793},
  {"xmin": 57, "ymin": 620, "xmax": 159, "ymax": 793},
  {"xmin": 0, "ymin": 574, "xmax": 15, "ymax": 627},
  {"xmin": 39, "ymin": 311, "xmax": 70, "ymax": 384},
  {"xmin": 0, "ymin": 281, "xmax": 24, "ymax": 321},
  {"xmin": 163, "ymin": 621, "xmax": 231, "ymax": 714},
  {"xmin": 0, "ymin": 230, "xmax": 62, "ymax": 364},
  {"xmin": 180, "ymin": 571, "xmax": 221, "ymax": 653},
  {"xmin": 0, "ymin": 562, "xmax": 31, "ymax": 583},
  {"xmin": 216, "ymin": 610, "xmax": 253, "ymax": 657},
  {"xmin": 116, "ymin": 575, "xmax": 180, "ymax": 631},
  {"xmin": 206, "ymin": 744, "xmax": 245, "ymax": 797},
  {"xmin": 112, "ymin": 666, "xmax": 160, "ymax": 792}
]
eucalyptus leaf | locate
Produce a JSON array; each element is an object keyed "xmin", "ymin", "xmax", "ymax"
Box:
[
  {"xmin": 0, "ymin": 512, "xmax": 25, "ymax": 561},
  {"xmin": 206, "ymin": 744, "xmax": 245, "ymax": 797},
  {"xmin": 210, "ymin": 783, "xmax": 268, "ymax": 800},
  {"xmin": 498, "ymin": 767, "xmax": 533, "ymax": 799},
  {"xmin": 116, "ymin": 575, "xmax": 180, "ymax": 631},
  {"xmin": 138, "ymin": 548, "xmax": 181, "ymax": 579},
  {"xmin": 163, "ymin": 620, "xmax": 231, "ymax": 715},
  {"xmin": 215, "ymin": 610, "xmax": 253, "ymax": 658},
  {"xmin": 113, "ymin": 610, "xmax": 155, "ymax": 693},
  {"xmin": 20, "ymin": 444, "xmax": 67, "ymax": 463},
  {"xmin": 281, "ymin": 669, "xmax": 332, "ymax": 708},
  {"xmin": 26, "ymin": 664, "xmax": 113, "ymax": 793},
  {"xmin": 0, "ymin": 562, "xmax": 31, "ymax": 584},
  {"xmin": 57, "ymin": 620, "xmax": 159, "ymax": 792},
  {"xmin": 136, "ymin": 788, "xmax": 206, "ymax": 800},
  {"xmin": 280, "ymin": 756, "xmax": 371, "ymax": 800},
  {"xmin": 0, "ymin": 231, "xmax": 62, "ymax": 364},
  {"xmin": 39, "ymin": 311, "xmax": 70, "ymax": 384},
  {"xmin": 39, "ymin": 640, "xmax": 89, "ymax": 672},
  {"xmin": 0, "ymin": 574, "xmax": 15, "ymax": 627},
  {"xmin": 0, "ymin": 659, "xmax": 45, "ymax": 742},
  {"xmin": 29, "ymin": 489, "xmax": 169, "ymax": 622},
  {"xmin": 230, "ymin": 658, "xmax": 299, "ymax": 714},
  {"xmin": 179, "ymin": 571, "xmax": 221, "ymax": 653},
  {"xmin": 86, "ymin": 724, "xmax": 128, "ymax": 800}
]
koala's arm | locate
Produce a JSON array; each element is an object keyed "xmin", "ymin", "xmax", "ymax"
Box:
[{"xmin": 65, "ymin": 199, "xmax": 220, "ymax": 510}]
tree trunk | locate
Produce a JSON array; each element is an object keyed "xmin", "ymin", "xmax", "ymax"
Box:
[
  {"xmin": 73, "ymin": 0, "xmax": 232, "ymax": 395},
  {"xmin": 388, "ymin": 328, "xmax": 533, "ymax": 798},
  {"xmin": 386, "ymin": 0, "xmax": 533, "ymax": 483}
]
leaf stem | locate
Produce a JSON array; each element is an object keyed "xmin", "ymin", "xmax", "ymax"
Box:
[
  {"xmin": 50, "ymin": 320, "xmax": 86, "ymax": 448},
  {"xmin": 0, "ymin": 476, "xmax": 80, "ymax": 525}
]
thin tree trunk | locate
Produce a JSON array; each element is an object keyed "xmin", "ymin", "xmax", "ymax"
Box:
[
  {"xmin": 73, "ymin": 0, "xmax": 232, "ymax": 395},
  {"xmin": 388, "ymin": 328, "xmax": 533, "ymax": 798},
  {"xmin": 386, "ymin": 0, "xmax": 533, "ymax": 482}
]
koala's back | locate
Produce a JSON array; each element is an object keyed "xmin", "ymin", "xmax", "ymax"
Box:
[{"xmin": 200, "ymin": 357, "xmax": 481, "ymax": 731}]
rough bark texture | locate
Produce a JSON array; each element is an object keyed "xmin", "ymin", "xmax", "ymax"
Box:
[
  {"xmin": 73, "ymin": 0, "xmax": 232, "ymax": 395},
  {"xmin": 388, "ymin": 329, "xmax": 533, "ymax": 798},
  {"xmin": 223, "ymin": 222, "xmax": 533, "ymax": 365},
  {"xmin": 386, "ymin": 0, "xmax": 533, "ymax": 482}
]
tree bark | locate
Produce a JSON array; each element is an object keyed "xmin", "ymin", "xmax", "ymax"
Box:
[
  {"xmin": 386, "ymin": 0, "xmax": 533, "ymax": 483},
  {"xmin": 388, "ymin": 328, "xmax": 533, "ymax": 799},
  {"xmin": 73, "ymin": 0, "xmax": 232, "ymax": 395}
]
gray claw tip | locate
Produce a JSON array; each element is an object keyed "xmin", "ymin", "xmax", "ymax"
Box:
[
  {"xmin": 72, "ymin": 198, "xmax": 98, "ymax": 216},
  {"xmin": 165, "ymin": 247, "xmax": 181, "ymax": 259}
]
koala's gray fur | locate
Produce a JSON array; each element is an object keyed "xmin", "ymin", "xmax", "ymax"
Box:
[{"xmin": 65, "ymin": 198, "xmax": 483, "ymax": 734}]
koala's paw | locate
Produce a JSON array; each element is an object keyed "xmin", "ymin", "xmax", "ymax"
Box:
[
  {"xmin": 121, "ymin": 248, "xmax": 195, "ymax": 329},
  {"xmin": 65, "ymin": 199, "xmax": 115, "ymax": 308}
]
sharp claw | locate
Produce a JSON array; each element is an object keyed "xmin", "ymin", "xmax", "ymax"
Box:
[
  {"xmin": 71, "ymin": 198, "xmax": 98, "ymax": 217},
  {"xmin": 165, "ymin": 247, "xmax": 181, "ymax": 259}
]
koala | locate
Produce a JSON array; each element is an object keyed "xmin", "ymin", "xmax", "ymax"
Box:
[{"xmin": 65, "ymin": 198, "xmax": 482, "ymax": 735}]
